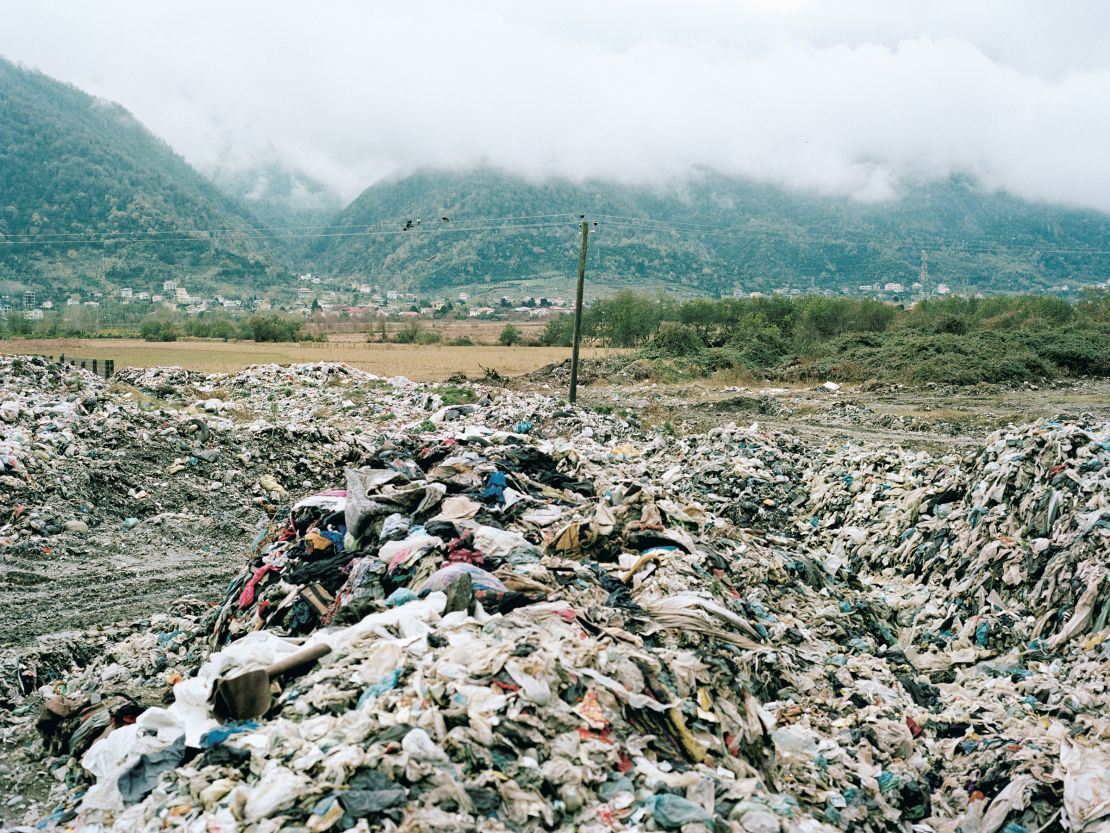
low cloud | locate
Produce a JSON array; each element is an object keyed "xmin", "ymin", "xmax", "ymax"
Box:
[{"xmin": 2, "ymin": 0, "xmax": 1109, "ymax": 211}]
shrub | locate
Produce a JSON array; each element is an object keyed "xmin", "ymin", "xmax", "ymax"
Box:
[
  {"xmin": 592, "ymin": 289, "xmax": 662, "ymax": 347},
  {"xmin": 242, "ymin": 314, "xmax": 303, "ymax": 342},
  {"xmin": 140, "ymin": 319, "xmax": 178, "ymax": 342},
  {"xmin": 538, "ymin": 315, "xmax": 574, "ymax": 346},
  {"xmin": 1021, "ymin": 327, "xmax": 1110, "ymax": 375},
  {"xmin": 932, "ymin": 314, "xmax": 969, "ymax": 335},
  {"xmin": 437, "ymin": 385, "xmax": 477, "ymax": 405},
  {"xmin": 393, "ymin": 324, "xmax": 417, "ymax": 344},
  {"xmin": 648, "ymin": 322, "xmax": 705, "ymax": 357},
  {"xmin": 499, "ymin": 324, "xmax": 523, "ymax": 346}
]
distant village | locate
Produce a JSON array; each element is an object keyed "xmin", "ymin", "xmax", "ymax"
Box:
[
  {"xmin": 0, "ymin": 270, "xmax": 1100, "ymax": 324},
  {"xmin": 0, "ymin": 273, "xmax": 576, "ymax": 324}
]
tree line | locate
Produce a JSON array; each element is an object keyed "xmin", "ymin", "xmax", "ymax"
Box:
[{"xmin": 538, "ymin": 289, "xmax": 1110, "ymax": 383}]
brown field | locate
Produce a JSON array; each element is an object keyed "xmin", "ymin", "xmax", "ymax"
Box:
[
  {"xmin": 307, "ymin": 318, "xmax": 552, "ymax": 341},
  {"xmin": 0, "ymin": 334, "xmax": 625, "ymax": 381}
]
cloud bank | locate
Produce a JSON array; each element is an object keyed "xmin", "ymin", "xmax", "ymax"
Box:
[{"xmin": 2, "ymin": 0, "xmax": 1109, "ymax": 211}]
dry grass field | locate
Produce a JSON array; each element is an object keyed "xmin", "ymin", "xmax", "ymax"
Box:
[
  {"xmin": 0, "ymin": 335, "xmax": 624, "ymax": 381},
  {"xmin": 312, "ymin": 319, "xmax": 552, "ymax": 342}
]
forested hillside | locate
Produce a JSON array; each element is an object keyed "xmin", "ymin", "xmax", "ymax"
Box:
[
  {"xmin": 0, "ymin": 57, "xmax": 283, "ymax": 297},
  {"xmin": 3, "ymin": 55, "xmax": 1109, "ymax": 301},
  {"xmin": 304, "ymin": 169, "xmax": 1110, "ymax": 296}
]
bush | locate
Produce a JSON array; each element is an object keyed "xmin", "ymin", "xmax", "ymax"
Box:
[
  {"xmin": 185, "ymin": 316, "xmax": 239, "ymax": 340},
  {"xmin": 932, "ymin": 314, "xmax": 969, "ymax": 335},
  {"xmin": 816, "ymin": 332, "xmax": 1053, "ymax": 385},
  {"xmin": 648, "ymin": 323, "xmax": 705, "ymax": 357},
  {"xmin": 528, "ymin": 288, "xmax": 1110, "ymax": 385},
  {"xmin": 499, "ymin": 324, "xmax": 522, "ymax": 346},
  {"xmin": 592, "ymin": 289, "xmax": 661, "ymax": 347},
  {"xmin": 1021, "ymin": 327, "xmax": 1110, "ymax": 375},
  {"xmin": 140, "ymin": 319, "xmax": 178, "ymax": 342},
  {"xmin": 242, "ymin": 314, "xmax": 304, "ymax": 342},
  {"xmin": 538, "ymin": 314, "xmax": 574, "ymax": 346},
  {"xmin": 450, "ymin": 336, "xmax": 475, "ymax": 346},
  {"xmin": 393, "ymin": 322, "xmax": 418, "ymax": 343}
]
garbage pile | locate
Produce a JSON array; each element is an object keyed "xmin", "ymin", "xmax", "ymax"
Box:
[
  {"xmin": 1, "ymin": 357, "xmax": 602, "ymax": 648},
  {"xmin": 821, "ymin": 401, "xmax": 943, "ymax": 435},
  {"xmin": 804, "ymin": 418, "xmax": 1110, "ymax": 652},
  {"xmin": 4, "ymin": 358, "xmax": 1109, "ymax": 833}
]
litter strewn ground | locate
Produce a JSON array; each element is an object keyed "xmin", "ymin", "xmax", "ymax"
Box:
[{"xmin": 1, "ymin": 355, "xmax": 1108, "ymax": 832}]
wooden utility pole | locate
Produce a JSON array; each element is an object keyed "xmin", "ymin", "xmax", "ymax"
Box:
[{"xmin": 569, "ymin": 220, "xmax": 589, "ymax": 404}]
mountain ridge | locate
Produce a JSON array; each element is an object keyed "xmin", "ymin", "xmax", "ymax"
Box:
[
  {"xmin": 0, "ymin": 56, "xmax": 283, "ymax": 298},
  {"xmin": 2, "ymin": 56, "xmax": 1109, "ymax": 301},
  {"xmin": 301, "ymin": 168, "xmax": 1110, "ymax": 297}
]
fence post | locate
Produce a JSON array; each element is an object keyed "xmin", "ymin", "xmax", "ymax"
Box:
[{"xmin": 92, "ymin": 359, "xmax": 98, "ymax": 376}]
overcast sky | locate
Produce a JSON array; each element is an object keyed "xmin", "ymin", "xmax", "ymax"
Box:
[{"xmin": 2, "ymin": 1, "xmax": 1109, "ymax": 211}]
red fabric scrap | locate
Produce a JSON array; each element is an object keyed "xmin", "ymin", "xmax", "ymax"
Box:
[{"xmin": 238, "ymin": 565, "xmax": 280, "ymax": 610}]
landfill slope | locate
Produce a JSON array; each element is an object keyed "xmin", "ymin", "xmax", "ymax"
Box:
[
  {"xmin": 1, "ymin": 355, "xmax": 1109, "ymax": 833},
  {"xmin": 0, "ymin": 359, "xmax": 393, "ymax": 646}
]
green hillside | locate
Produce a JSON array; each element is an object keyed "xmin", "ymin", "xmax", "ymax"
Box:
[
  {"xmin": 0, "ymin": 57, "xmax": 284, "ymax": 298},
  {"xmin": 304, "ymin": 169, "xmax": 1110, "ymax": 297},
  {"xmin": 3, "ymin": 54, "xmax": 1108, "ymax": 303}
]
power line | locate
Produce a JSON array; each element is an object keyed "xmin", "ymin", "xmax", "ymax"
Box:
[
  {"xmin": 5, "ymin": 209, "xmax": 1109, "ymax": 259},
  {"xmin": 0, "ymin": 219, "xmax": 582, "ymax": 247},
  {"xmin": 594, "ymin": 216, "xmax": 1110, "ymax": 257},
  {"xmin": 0, "ymin": 211, "xmax": 586, "ymax": 239}
]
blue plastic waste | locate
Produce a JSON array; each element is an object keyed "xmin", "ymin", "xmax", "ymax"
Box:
[{"xmin": 642, "ymin": 794, "xmax": 714, "ymax": 828}]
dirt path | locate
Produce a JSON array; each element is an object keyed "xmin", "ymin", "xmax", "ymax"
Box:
[{"xmin": 1, "ymin": 515, "xmax": 254, "ymax": 647}]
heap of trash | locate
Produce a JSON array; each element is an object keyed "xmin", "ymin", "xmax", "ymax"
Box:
[
  {"xmin": 3, "ymin": 357, "xmax": 1108, "ymax": 833},
  {"xmin": 1, "ymin": 356, "xmax": 607, "ymax": 649}
]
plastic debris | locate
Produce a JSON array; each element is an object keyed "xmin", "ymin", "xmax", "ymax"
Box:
[{"xmin": 1, "ymin": 356, "xmax": 1107, "ymax": 833}]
